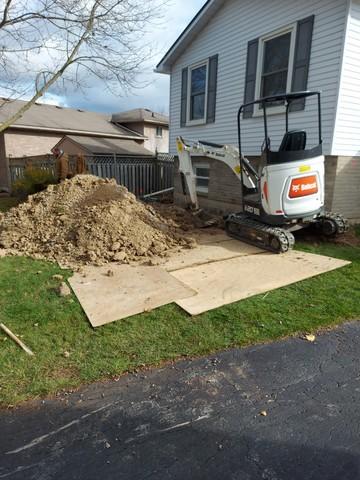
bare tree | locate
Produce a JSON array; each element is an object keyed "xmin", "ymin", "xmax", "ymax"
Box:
[{"xmin": 0, "ymin": 0, "xmax": 164, "ymax": 132}]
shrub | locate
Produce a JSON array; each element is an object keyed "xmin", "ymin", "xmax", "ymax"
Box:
[{"xmin": 12, "ymin": 167, "xmax": 57, "ymax": 197}]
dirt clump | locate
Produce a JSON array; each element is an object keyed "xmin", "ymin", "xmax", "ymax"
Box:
[{"xmin": 0, "ymin": 175, "xmax": 196, "ymax": 268}]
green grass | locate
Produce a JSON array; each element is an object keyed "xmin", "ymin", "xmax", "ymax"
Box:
[
  {"xmin": 0, "ymin": 197, "xmax": 20, "ymax": 213},
  {"xmin": 0, "ymin": 218, "xmax": 359, "ymax": 406}
]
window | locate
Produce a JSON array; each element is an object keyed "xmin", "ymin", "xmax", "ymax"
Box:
[
  {"xmin": 187, "ymin": 61, "xmax": 208, "ymax": 124},
  {"xmin": 156, "ymin": 126, "xmax": 163, "ymax": 138},
  {"xmin": 194, "ymin": 163, "xmax": 210, "ymax": 193},
  {"xmin": 255, "ymin": 25, "xmax": 297, "ymax": 111},
  {"xmin": 181, "ymin": 55, "xmax": 218, "ymax": 126}
]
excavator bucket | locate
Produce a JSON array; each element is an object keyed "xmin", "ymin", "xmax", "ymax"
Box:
[{"xmin": 190, "ymin": 208, "xmax": 218, "ymax": 228}]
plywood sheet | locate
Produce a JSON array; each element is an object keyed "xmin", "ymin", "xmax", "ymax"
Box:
[
  {"xmin": 69, "ymin": 265, "xmax": 196, "ymax": 327},
  {"xmin": 162, "ymin": 239, "xmax": 262, "ymax": 272},
  {"xmin": 193, "ymin": 230, "xmax": 233, "ymax": 244},
  {"xmin": 171, "ymin": 251, "xmax": 350, "ymax": 316}
]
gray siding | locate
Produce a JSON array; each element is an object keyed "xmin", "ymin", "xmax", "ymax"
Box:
[
  {"xmin": 169, "ymin": 0, "xmax": 348, "ymax": 155},
  {"xmin": 333, "ymin": 0, "xmax": 360, "ymax": 156}
]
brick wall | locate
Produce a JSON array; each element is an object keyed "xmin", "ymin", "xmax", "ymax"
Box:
[
  {"xmin": 5, "ymin": 130, "xmax": 62, "ymax": 157},
  {"xmin": 0, "ymin": 133, "xmax": 10, "ymax": 192},
  {"xmin": 174, "ymin": 156, "xmax": 242, "ymax": 214},
  {"xmin": 56, "ymin": 137, "xmax": 88, "ymax": 156},
  {"xmin": 331, "ymin": 156, "xmax": 360, "ymax": 220}
]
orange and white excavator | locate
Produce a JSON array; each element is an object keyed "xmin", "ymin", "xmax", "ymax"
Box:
[{"xmin": 176, "ymin": 91, "xmax": 348, "ymax": 253}]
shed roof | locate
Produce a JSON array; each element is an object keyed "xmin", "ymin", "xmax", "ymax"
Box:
[
  {"xmin": 58, "ymin": 135, "xmax": 154, "ymax": 156},
  {"xmin": 111, "ymin": 108, "xmax": 169, "ymax": 125},
  {"xmin": 0, "ymin": 98, "xmax": 144, "ymax": 139}
]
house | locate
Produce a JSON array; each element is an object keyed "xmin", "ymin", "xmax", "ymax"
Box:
[
  {"xmin": 53, "ymin": 135, "xmax": 154, "ymax": 158},
  {"xmin": 0, "ymin": 100, "xmax": 163, "ymax": 191},
  {"xmin": 111, "ymin": 109, "xmax": 169, "ymax": 154},
  {"xmin": 156, "ymin": 0, "xmax": 360, "ymax": 220}
]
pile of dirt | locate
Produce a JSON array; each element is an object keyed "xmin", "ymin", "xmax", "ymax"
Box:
[{"xmin": 0, "ymin": 175, "xmax": 197, "ymax": 268}]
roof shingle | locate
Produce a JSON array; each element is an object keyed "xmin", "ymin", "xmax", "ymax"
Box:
[
  {"xmin": 60, "ymin": 135, "xmax": 154, "ymax": 156},
  {"xmin": 111, "ymin": 108, "xmax": 169, "ymax": 125},
  {"xmin": 0, "ymin": 98, "xmax": 143, "ymax": 139}
]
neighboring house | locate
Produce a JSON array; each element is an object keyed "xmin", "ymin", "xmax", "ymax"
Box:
[
  {"xmin": 111, "ymin": 109, "xmax": 169, "ymax": 154},
  {"xmin": 54, "ymin": 135, "xmax": 154, "ymax": 158},
  {"xmin": 0, "ymin": 100, "xmax": 161, "ymax": 191},
  {"xmin": 156, "ymin": 0, "xmax": 360, "ymax": 220}
]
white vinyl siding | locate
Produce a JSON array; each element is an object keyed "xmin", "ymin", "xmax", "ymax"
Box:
[
  {"xmin": 332, "ymin": 0, "xmax": 360, "ymax": 156},
  {"xmin": 169, "ymin": 0, "xmax": 348, "ymax": 156}
]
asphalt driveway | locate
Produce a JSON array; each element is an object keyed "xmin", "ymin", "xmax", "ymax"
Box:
[{"xmin": 1, "ymin": 321, "xmax": 360, "ymax": 479}]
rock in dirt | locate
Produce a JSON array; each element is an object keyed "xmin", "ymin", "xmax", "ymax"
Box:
[
  {"xmin": 0, "ymin": 175, "xmax": 197, "ymax": 268},
  {"xmin": 52, "ymin": 274, "xmax": 64, "ymax": 281},
  {"xmin": 58, "ymin": 282, "xmax": 71, "ymax": 297}
]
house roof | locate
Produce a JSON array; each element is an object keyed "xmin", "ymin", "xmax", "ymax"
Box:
[
  {"xmin": 111, "ymin": 108, "xmax": 169, "ymax": 126},
  {"xmin": 155, "ymin": 0, "xmax": 225, "ymax": 74},
  {"xmin": 0, "ymin": 98, "xmax": 144, "ymax": 139},
  {"xmin": 58, "ymin": 135, "xmax": 154, "ymax": 156}
]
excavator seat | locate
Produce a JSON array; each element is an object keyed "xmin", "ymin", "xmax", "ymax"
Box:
[{"xmin": 279, "ymin": 130, "xmax": 307, "ymax": 152}]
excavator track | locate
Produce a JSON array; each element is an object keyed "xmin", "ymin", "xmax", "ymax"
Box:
[
  {"xmin": 316, "ymin": 212, "xmax": 349, "ymax": 237},
  {"xmin": 225, "ymin": 213, "xmax": 295, "ymax": 254}
]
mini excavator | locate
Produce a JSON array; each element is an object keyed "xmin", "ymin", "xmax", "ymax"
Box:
[{"xmin": 176, "ymin": 91, "xmax": 348, "ymax": 253}]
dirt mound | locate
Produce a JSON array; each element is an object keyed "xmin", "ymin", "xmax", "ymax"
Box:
[{"xmin": 0, "ymin": 175, "xmax": 196, "ymax": 268}]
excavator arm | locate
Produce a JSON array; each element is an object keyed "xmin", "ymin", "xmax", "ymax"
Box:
[{"xmin": 176, "ymin": 136, "xmax": 256, "ymax": 211}]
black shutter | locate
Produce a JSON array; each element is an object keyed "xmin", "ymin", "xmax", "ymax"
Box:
[
  {"xmin": 180, "ymin": 67, "xmax": 188, "ymax": 127},
  {"xmin": 206, "ymin": 54, "xmax": 218, "ymax": 123},
  {"xmin": 290, "ymin": 15, "xmax": 315, "ymax": 111},
  {"xmin": 243, "ymin": 38, "xmax": 259, "ymax": 118}
]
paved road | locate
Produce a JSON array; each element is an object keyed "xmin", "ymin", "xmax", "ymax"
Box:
[{"xmin": 1, "ymin": 322, "xmax": 360, "ymax": 480}]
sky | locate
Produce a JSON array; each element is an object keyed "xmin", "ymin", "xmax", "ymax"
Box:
[{"xmin": 40, "ymin": 0, "xmax": 206, "ymax": 115}]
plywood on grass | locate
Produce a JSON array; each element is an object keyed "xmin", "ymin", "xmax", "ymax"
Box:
[
  {"xmin": 69, "ymin": 265, "xmax": 196, "ymax": 327},
  {"xmin": 171, "ymin": 251, "xmax": 350, "ymax": 316},
  {"xmin": 192, "ymin": 231, "xmax": 233, "ymax": 244},
  {"xmin": 162, "ymin": 239, "xmax": 262, "ymax": 272}
]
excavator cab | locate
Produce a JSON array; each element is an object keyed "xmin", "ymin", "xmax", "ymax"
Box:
[{"xmin": 236, "ymin": 91, "xmax": 324, "ymax": 224}]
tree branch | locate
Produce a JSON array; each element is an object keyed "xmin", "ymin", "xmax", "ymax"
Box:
[{"xmin": 0, "ymin": 1, "xmax": 100, "ymax": 133}]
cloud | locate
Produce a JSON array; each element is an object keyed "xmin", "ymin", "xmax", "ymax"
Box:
[
  {"xmin": 50, "ymin": 0, "xmax": 206, "ymax": 114},
  {"xmin": 0, "ymin": 0, "xmax": 206, "ymax": 114}
]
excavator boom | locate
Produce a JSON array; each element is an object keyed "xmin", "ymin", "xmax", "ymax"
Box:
[{"xmin": 176, "ymin": 136, "xmax": 255, "ymax": 212}]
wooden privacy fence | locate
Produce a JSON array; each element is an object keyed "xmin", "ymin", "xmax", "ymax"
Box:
[{"xmin": 8, "ymin": 153, "xmax": 174, "ymax": 197}]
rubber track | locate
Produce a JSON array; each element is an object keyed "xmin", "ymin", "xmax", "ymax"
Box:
[
  {"xmin": 225, "ymin": 214, "xmax": 295, "ymax": 254},
  {"xmin": 320, "ymin": 212, "xmax": 349, "ymax": 235}
]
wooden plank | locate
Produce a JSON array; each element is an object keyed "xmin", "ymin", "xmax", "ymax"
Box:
[
  {"xmin": 171, "ymin": 251, "xmax": 350, "ymax": 316},
  {"xmin": 69, "ymin": 265, "xmax": 196, "ymax": 327},
  {"xmin": 0, "ymin": 323, "xmax": 34, "ymax": 356}
]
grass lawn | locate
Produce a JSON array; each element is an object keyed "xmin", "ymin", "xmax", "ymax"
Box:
[{"xmin": 0, "ymin": 203, "xmax": 359, "ymax": 406}]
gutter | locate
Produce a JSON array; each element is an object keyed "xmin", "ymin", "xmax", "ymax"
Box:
[
  {"xmin": 142, "ymin": 119, "xmax": 169, "ymax": 126},
  {"xmin": 6, "ymin": 124, "xmax": 146, "ymax": 140}
]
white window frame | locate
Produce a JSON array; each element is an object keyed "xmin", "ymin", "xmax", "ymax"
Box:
[
  {"xmin": 156, "ymin": 126, "xmax": 163, "ymax": 138},
  {"xmin": 193, "ymin": 162, "xmax": 210, "ymax": 193},
  {"xmin": 186, "ymin": 59, "xmax": 209, "ymax": 126},
  {"xmin": 254, "ymin": 23, "xmax": 297, "ymax": 116}
]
